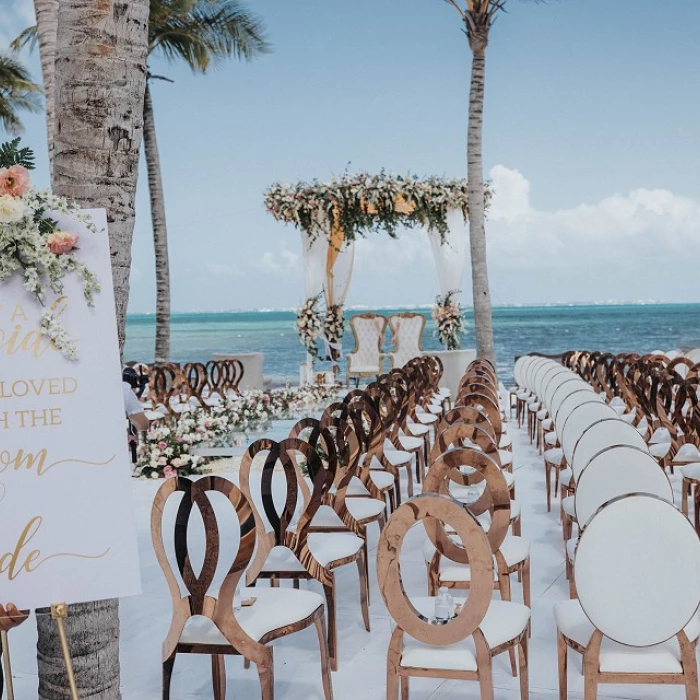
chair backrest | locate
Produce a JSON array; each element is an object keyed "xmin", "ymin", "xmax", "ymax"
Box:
[
  {"xmin": 575, "ymin": 494, "xmax": 700, "ymax": 647},
  {"xmin": 348, "ymin": 314, "xmax": 387, "ymax": 371},
  {"xmin": 513, "ymin": 356, "xmax": 529, "ymax": 388},
  {"xmin": 561, "ymin": 402, "xmax": 618, "ymax": 464},
  {"xmin": 553, "ymin": 390, "xmax": 603, "ymax": 434},
  {"xmin": 574, "ymin": 445, "xmax": 672, "ymax": 527},
  {"xmin": 151, "ymin": 475, "xmax": 261, "ymax": 660},
  {"xmin": 388, "ymin": 313, "xmax": 425, "ymax": 369},
  {"xmin": 430, "ymin": 422, "xmax": 499, "ymax": 465},
  {"xmin": 549, "ymin": 380, "xmax": 592, "ymax": 421},
  {"xmin": 544, "ymin": 373, "xmax": 580, "ymax": 408},
  {"xmin": 377, "ymin": 494, "xmax": 493, "ymax": 646},
  {"xmin": 570, "ymin": 418, "xmax": 649, "ymax": 482}
]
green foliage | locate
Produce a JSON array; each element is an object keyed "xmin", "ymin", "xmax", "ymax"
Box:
[
  {"xmin": 0, "ymin": 54, "xmax": 42, "ymax": 134},
  {"xmin": 0, "ymin": 137, "xmax": 36, "ymax": 169}
]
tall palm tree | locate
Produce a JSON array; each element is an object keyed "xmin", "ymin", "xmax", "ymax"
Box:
[
  {"xmin": 36, "ymin": 0, "xmax": 150, "ymax": 697},
  {"xmin": 0, "ymin": 53, "xmax": 41, "ymax": 134},
  {"xmin": 441, "ymin": 0, "xmax": 505, "ymax": 363},
  {"xmin": 146, "ymin": 0, "xmax": 270, "ymax": 362},
  {"xmin": 12, "ymin": 0, "xmax": 59, "ymax": 180}
]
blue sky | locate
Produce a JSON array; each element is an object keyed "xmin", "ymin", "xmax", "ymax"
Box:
[{"xmin": 3, "ymin": 0, "xmax": 700, "ymax": 311}]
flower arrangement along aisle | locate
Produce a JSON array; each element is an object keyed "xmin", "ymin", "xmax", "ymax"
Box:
[
  {"xmin": 0, "ymin": 139, "xmax": 99, "ymax": 360},
  {"xmin": 432, "ymin": 291, "xmax": 467, "ymax": 351},
  {"xmin": 136, "ymin": 383, "xmax": 341, "ymax": 478},
  {"xmin": 296, "ymin": 295, "xmax": 322, "ymax": 359}
]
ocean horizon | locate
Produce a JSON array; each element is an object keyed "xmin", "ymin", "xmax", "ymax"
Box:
[{"xmin": 124, "ymin": 303, "xmax": 700, "ymax": 387}]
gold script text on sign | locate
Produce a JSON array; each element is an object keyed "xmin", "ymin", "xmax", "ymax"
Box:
[
  {"xmin": 0, "ymin": 378, "xmax": 79, "ymax": 398},
  {"xmin": 0, "ymin": 300, "xmax": 66, "ymax": 359}
]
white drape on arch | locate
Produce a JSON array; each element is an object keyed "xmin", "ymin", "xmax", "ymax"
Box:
[
  {"xmin": 324, "ymin": 240, "xmax": 355, "ymax": 307},
  {"xmin": 426, "ymin": 208, "xmax": 468, "ymax": 304},
  {"xmin": 301, "ymin": 229, "xmax": 328, "ymax": 299}
]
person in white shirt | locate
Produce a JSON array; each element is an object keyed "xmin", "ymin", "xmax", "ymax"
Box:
[{"xmin": 122, "ymin": 380, "xmax": 149, "ymax": 432}]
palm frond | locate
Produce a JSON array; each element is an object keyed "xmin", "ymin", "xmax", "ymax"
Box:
[
  {"xmin": 0, "ymin": 54, "xmax": 42, "ymax": 134},
  {"xmin": 11, "ymin": 25, "xmax": 39, "ymax": 54},
  {"xmin": 149, "ymin": 0, "xmax": 270, "ymax": 72}
]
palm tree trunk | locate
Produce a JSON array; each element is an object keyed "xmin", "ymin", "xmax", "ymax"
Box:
[
  {"xmin": 37, "ymin": 1, "xmax": 149, "ymax": 698},
  {"xmin": 467, "ymin": 45, "xmax": 496, "ymax": 363},
  {"xmin": 33, "ymin": 0, "xmax": 59, "ymax": 183},
  {"xmin": 143, "ymin": 82, "xmax": 172, "ymax": 363}
]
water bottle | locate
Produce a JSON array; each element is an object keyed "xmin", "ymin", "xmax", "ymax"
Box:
[
  {"xmin": 234, "ymin": 586, "xmax": 242, "ymax": 613},
  {"xmin": 435, "ymin": 587, "xmax": 454, "ymax": 622}
]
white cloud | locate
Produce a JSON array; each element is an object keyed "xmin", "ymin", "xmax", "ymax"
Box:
[{"xmin": 253, "ymin": 244, "xmax": 299, "ymax": 273}]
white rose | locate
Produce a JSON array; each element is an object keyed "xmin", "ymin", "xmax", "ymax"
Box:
[{"xmin": 0, "ymin": 195, "xmax": 26, "ymax": 223}]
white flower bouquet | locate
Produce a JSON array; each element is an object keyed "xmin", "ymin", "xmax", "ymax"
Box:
[{"xmin": 432, "ymin": 291, "xmax": 468, "ymax": 351}]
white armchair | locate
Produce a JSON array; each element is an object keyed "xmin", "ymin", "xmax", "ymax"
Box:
[
  {"xmin": 346, "ymin": 313, "xmax": 387, "ymax": 386},
  {"xmin": 386, "ymin": 312, "xmax": 426, "ymax": 369}
]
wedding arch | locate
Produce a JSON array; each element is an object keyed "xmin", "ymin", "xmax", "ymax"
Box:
[{"xmin": 264, "ymin": 173, "xmax": 481, "ymax": 376}]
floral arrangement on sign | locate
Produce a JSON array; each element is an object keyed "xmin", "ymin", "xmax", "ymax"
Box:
[
  {"xmin": 0, "ymin": 139, "xmax": 99, "ymax": 360},
  {"xmin": 136, "ymin": 383, "xmax": 341, "ymax": 478},
  {"xmin": 265, "ymin": 172, "xmax": 482, "ymax": 243},
  {"xmin": 322, "ymin": 304, "xmax": 344, "ymax": 361},
  {"xmin": 296, "ymin": 294, "xmax": 323, "ymax": 358},
  {"xmin": 432, "ymin": 291, "xmax": 467, "ymax": 351}
]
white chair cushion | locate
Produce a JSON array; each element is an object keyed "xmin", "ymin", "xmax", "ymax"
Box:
[
  {"xmin": 559, "ymin": 468, "xmax": 573, "ymax": 487},
  {"xmin": 673, "ymin": 444, "xmax": 700, "ymax": 464},
  {"xmin": 545, "ymin": 432, "xmax": 558, "ymax": 446},
  {"xmin": 499, "ymin": 433, "xmax": 512, "ymax": 449},
  {"xmin": 562, "ymin": 496, "xmax": 575, "ymax": 519},
  {"xmin": 399, "ymin": 434, "xmax": 423, "ymax": 451},
  {"xmin": 555, "ymin": 599, "xmax": 700, "ymax": 674},
  {"xmin": 680, "ymin": 463, "xmax": 700, "ymax": 480},
  {"xmin": 345, "ymin": 497, "xmax": 385, "ymax": 521},
  {"xmin": 348, "ymin": 364, "xmax": 380, "ymax": 373},
  {"xmin": 369, "ymin": 470, "xmax": 395, "ymax": 489},
  {"xmin": 499, "ymin": 450, "xmax": 513, "ymax": 467},
  {"xmin": 180, "ymin": 587, "xmax": 323, "ymax": 644},
  {"xmin": 416, "ymin": 409, "xmax": 439, "ymax": 425},
  {"xmin": 261, "ymin": 532, "xmax": 362, "ymax": 571},
  {"xmin": 542, "ymin": 419, "xmax": 554, "ymax": 430},
  {"xmin": 565, "ymin": 538, "xmax": 576, "ymax": 564},
  {"xmin": 620, "ymin": 412, "xmax": 636, "ymax": 425},
  {"xmin": 649, "ymin": 442, "xmax": 672, "ymax": 459},
  {"xmin": 438, "ymin": 387, "xmax": 451, "ymax": 398},
  {"xmin": 401, "ymin": 599, "xmax": 530, "ymax": 672},
  {"xmin": 406, "ymin": 420, "xmax": 431, "ymax": 436},
  {"xmin": 544, "ymin": 448, "xmax": 564, "ymax": 466},
  {"xmin": 499, "ymin": 535, "xmax": 531, "ymax": 567},
  {"xmin": 385, "ymin": 449, "xmax": 412, "ymax": 466},
  {"xmin": 650, "ymin": 427, "xmax": 672, "ymax": 444},
  {"xmin": 536, "ymin": 409, "xmax": 548, "ymax": 420}
]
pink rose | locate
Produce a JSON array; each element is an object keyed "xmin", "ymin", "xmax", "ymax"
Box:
[
  {"xmin": 158, "ymin": 441, "xmax": 167, "ymax": 450},
  {"xmin": 47, "ymin": 230, "xmax": 79, "ymax": 255},
  {"xmin": 163, "ymin": 466, "xmax": 177, "ymax": 478},
  {"xmin": 0, "ymin": 164, "xmax": 30, "ymax": 197}
]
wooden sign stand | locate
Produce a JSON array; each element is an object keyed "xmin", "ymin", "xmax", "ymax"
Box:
[
  {"xmin": 51, "ymin": 603, "xmax": 80, "ymax": 700},
  {"xmin": 1, "ymin": 629, "xmax": 14, "ymax": 700},
  {"xmin": 0, "ymin": 604, "xmax": 80, "ymax": 700}
]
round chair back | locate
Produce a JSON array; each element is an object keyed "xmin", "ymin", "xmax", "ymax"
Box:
[
  {"xmin": 536, "ymin": 363, "xmax": 569, "ymax": 398},
  {"xmin": 570, "ymin": 418, "xmax": 648, "ymax": 482},
  {"xmin": 544, "ymin": 373, "xmax": 580, "ymax": 409},
  {"xmin": 575, "ymin": 494, "xmax": 700, "ymax": 647},
  {"xmin": 561, "ymin": 402, "xmax": 618, "ymax": 464},
  {"xmin": 574, "ymin": 445, "xmax": 672, "ymax": 527},
  {"xmin": 549, "ymin": 380, "xmax": 592, "ymax": 421},
  {"xmin": 553, "ymin": 390, "xmax": 604, "ymax": 434},
  {"xmin": 377, "ymin": 494, "xmax": 493, "ymax": 646}
]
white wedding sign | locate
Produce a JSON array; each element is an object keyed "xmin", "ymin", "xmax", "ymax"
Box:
[{"xmin": 0, "ymin": 208, "xmax": 141, "ymax": 609}]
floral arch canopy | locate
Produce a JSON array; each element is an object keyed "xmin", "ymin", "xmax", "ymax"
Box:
[{"xmin": 264, "ymin": 173, "xmax": 474, "ymax": 367}]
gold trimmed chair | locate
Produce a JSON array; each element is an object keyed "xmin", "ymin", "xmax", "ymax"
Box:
[
  {"xmin": 385, "ymin": 312, "xmax": 426, "ymax": 370},
  {"xmin": 346, "ymin": 313, "xmax": 387, "ymax": 386},
  {"xmin": 150, "ymin": 475, "xmax": 333, "ymax": 700}
]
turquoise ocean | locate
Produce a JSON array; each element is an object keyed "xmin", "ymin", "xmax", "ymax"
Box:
[{"xmin": 124, "ymin": 304, "xmax": 700, "ymax": 387}]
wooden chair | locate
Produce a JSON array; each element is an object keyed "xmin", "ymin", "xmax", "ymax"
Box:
[
  {"xmin": 150, "ymin": 475, "xmax": 333, "ymax": 700},
  {"xmin": 378, "ymin": 493, "xmax": 530, "ymax": 700},
  {"xmin": 556, "ymin": 494, "xmax": 700, "ymax": 700},
  {"xmin": 239, "ymin": 438, "xmax": 370, "ymax": 671},
  {"xmin": 385, "ymin": 312, "xmax": 425, "ymax": 370},
  {"xmin": 346, "ymin": 313, "xmax": 387, "ymax": 386}
]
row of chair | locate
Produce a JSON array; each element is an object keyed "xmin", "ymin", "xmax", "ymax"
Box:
[
  {"xmin": 151, "ymin": 355, "xmax": 452, "ymax": 699},
  {"xmin": 512, "ymin": 354, "xmax": 700, "ymax": 699}
]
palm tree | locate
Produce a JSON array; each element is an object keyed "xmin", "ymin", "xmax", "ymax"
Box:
[
  {"xmin": 0, "ymin": 53, "xmax": 41, "ymax": 134},
  {"xmin": 12, "ymin": 0, "xmax": 59, "ymax": 180},
  {"xmin": 36, "ymin": 0, "xmax": 150, "ymax": 697},
  {"xmin": 440, "ymin": 0, "xmax": 505, "ymax": 363},
  {"xmin": 145, "ymin": 0, "xmax": 270, "ymax": 362}
]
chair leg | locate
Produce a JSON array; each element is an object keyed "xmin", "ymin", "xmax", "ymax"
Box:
[
  {"xmin": 557, "ymin": 634, "xmax": 567, "ymax": 700},
  {"xmin": 323, "ymin": 582, "xmax": 338, "ymax": 671},
  {"xmin": 400, "ymin": 676, "xmax": 409, "ymax": 700},
  {"xmin": 519, "ymin": 636, "xmax": 529, "ymax": 700},
  {"xmin": 314, "ymin": 615, "xmax": 334, "ymax": 700},
  {"xmin": 362, "ymin": 535, "xmax": 371, "ymax": 607},
  {"xmin": 387, "ymin": 664, "xmax": 399, "ymax": 700},
  {"xmin": 357, "ymin": 551, "xmax": 371, "ymax": 631},
  {"xmin": 212, "ymin": 654, "xmax": 226, "ymax": 700},
  {"xmin": 545, "ymin": 463, "xmax": 552, "ymax": 512},
  {"xmin": 477, "ymin": 656, "xmax": 494, "ymax": 700},
  {"xmin": 405, "ymin": 462, "xmax": 414, "ymax": 498},
  {"xmin": 257, "ymin": 649, "xmax": 275, "ymax": 700},
  {"xmin": 162, "ymin": 655, "xmax": 176, "ymax": 700},
  {"xmin": 682, "ymin": 478, "xmax": 689, "ymax": 516}
]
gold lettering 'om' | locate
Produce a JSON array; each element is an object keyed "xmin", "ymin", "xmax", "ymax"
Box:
[{"xmin": 0, "ymin": 449, "xmax": 116, "ymax": 477}]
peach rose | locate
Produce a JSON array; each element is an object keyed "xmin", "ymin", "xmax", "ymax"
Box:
[
  {"xmin": 0, "ymin": 165, "xmax": 30, "ymax": 197},
  {"xmin": 47, "ymin": 230, "xmax": 79, "ymax": 255}
]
